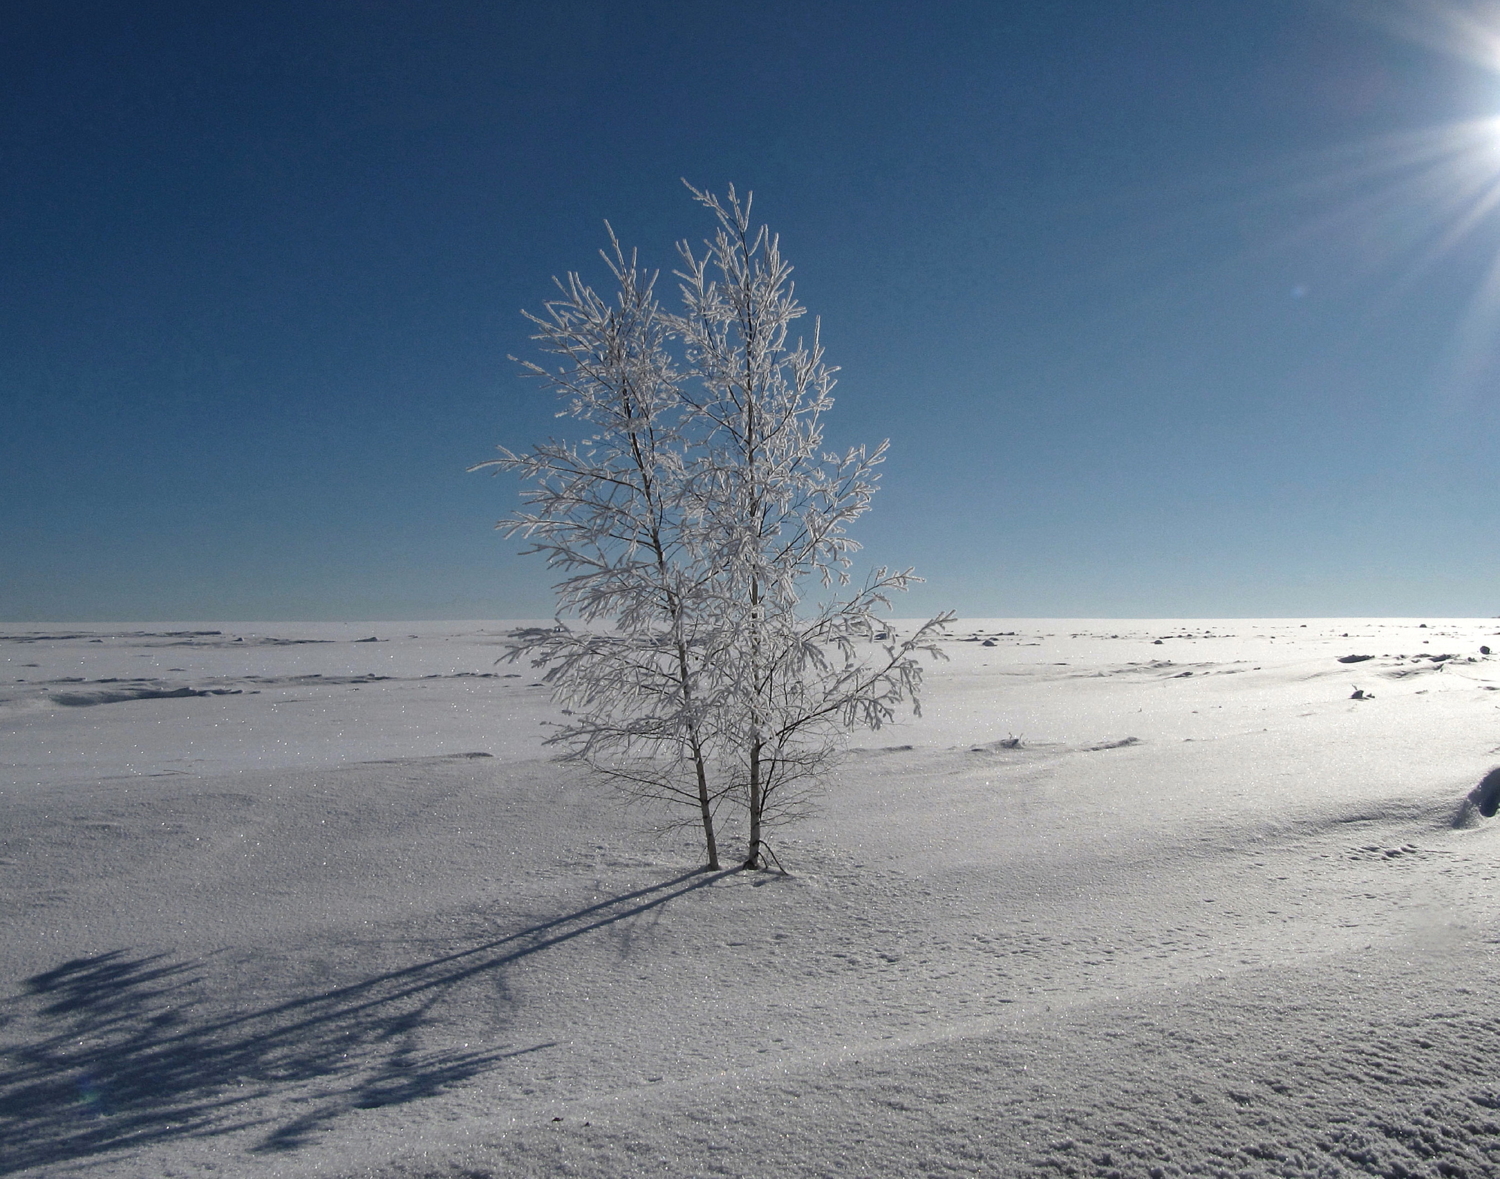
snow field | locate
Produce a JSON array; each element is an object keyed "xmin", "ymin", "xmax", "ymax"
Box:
[{"xmin": 3, "ymin": 620, "xmax": 1500, "ymax": 1177}]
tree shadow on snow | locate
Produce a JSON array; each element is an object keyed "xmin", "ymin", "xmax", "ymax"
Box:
[{"xmin": 0, "ymin": 867, "xmax": 733, "ymax": 1174}]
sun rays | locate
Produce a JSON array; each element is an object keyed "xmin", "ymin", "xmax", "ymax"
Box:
[{"xmin": 1323, "ymin": 1, "xmax": 1500, "ymax": 398}]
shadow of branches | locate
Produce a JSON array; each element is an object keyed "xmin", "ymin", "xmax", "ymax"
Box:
[{"xmin": 0, "ymin": 867, "xmax": 732, "ymax": 1173}]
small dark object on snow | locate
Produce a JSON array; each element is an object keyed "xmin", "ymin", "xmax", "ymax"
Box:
[
  {"xmin": 982, "ymin": 639, "xmax": 996, "ymax": 647},
  {"xmin": 1153, "ymin": 639, "xmax": 1164, "ymax": 645},
  {"xmin": 1483, "ymin": 646, "xmax": 1491, "ymax": 656},
  {"xmin": 1471, "ymin": 767, "xmax": 1500, "ymax": 818},
  {"xmin": 1350, "ymin": 687, "xmax": 1371, "ymax": 700},
  {"xmin": 354, "ymin": 636, "xmax": 380, "ymax": 643},
  {"xmin": 1338, "ymin": 654, "xmax": 1374, "ymax": 664}
]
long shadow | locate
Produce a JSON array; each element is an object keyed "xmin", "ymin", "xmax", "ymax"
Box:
[{"xmin": 0, "ymin": 867, "xmax": 735, "ymax": 1174}]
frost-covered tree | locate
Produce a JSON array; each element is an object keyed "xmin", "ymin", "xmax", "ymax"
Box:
[
  {"xmin": 476, "ymin": 185, "xmax": 949, "ymax": 870},
  {"xmin": 471, "ymin": 232, "xmax": 731, "ymax": 868},
  {"xmin": 673, "ymin": 185, "xmax": 951, "ymax": 868}
]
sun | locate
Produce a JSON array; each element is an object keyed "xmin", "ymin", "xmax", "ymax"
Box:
[{"xmin": 1264, "ymin": 2, "xmax": 1500, "ymax": 393}]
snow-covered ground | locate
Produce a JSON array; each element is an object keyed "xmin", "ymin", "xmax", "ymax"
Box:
[{"xmin": 4, "ymin": 619, "xmax": 1500, "ymax": 1178}]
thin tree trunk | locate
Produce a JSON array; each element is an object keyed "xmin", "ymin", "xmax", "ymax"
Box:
[
  {"xmin": 691, "ymin": 740, "xmax": 720, "ymax": 870},
  {"xmin": 744, "ymin": 740, "xmax": 763, "ymax": 869},
  {"xmin": 671, "ymin": 635, "xmax": 719, "ymax": 870}
]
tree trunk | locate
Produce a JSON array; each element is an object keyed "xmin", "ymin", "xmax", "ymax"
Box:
[
  {"xmin": 692, "ymin": 744, "xmax": 720, "ymax": 870},
  {"xmin": 744, "ymin": 740, "xmax": 763, "ymax": 869}
]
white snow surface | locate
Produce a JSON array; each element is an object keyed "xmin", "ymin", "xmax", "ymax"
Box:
[{"xmin": 4, "ymin": 618, "xmax": 1500, "ymax": 1177}]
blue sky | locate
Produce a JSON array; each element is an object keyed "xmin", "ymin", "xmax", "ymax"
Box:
[{"xmin": 5, "ymin": 1, "xmax": 1500, "ymax": 620}]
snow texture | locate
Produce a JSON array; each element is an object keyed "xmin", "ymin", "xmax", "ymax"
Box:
[{"xmin": 4, "ymin": 618, "xmax": 1500, "ymax": 1177}]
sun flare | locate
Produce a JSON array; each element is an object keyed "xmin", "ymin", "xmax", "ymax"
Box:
[{"xmin": 1269, "ymin": 3, "xmax": 1500, "ymax": 394}]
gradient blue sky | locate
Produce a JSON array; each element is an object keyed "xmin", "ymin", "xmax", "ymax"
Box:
[{"xmin": 5, "ymin": 1, "xmax": 1500, "ymax": 621}]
